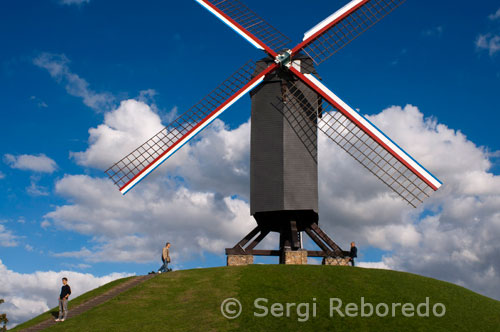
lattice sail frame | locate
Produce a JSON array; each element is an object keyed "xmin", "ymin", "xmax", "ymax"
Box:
[
  {"xmin": 293, "ymin": 0, "xmax": 407, "ymax": 65},
  {"xmin": 195, "ymin": 0, "xmax": 291, "ymax": 55},
  {"xmin": 106, "ymin": 60, "xmax": 277, "ymax": 194},
  {"xmin": 284, "ymin": 70, "xmax": 441, "ymax": 207},
  {"xmin": 106, "ymin": 0, "xmax": 442, "ymax": 203}
]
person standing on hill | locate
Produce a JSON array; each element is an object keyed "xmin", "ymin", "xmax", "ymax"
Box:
[
  {"xmin": 349, "ymin": 242, "xmax": 358, "ymax": 267},
  {"xmin": 159, "ymin": 242, "xmax": 172, "ymax": 273},
  {"xmin": 55, "ymin": 277, "xmax": 71, "ymax": 322}
]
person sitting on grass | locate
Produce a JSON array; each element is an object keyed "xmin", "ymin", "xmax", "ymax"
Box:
[
  {"xmin": 348, "ymin": 242, "xmax": 358, "ymax": 267},
  {"xmin": 55, "ymin": 277, "xmax": 71, "ymax": 322},
  {"xmin": 158, "ymin": 242, "xmax": 172, "ymax": 273}
]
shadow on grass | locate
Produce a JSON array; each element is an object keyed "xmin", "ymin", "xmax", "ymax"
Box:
[{"xmin": 50, "ymin": 310, "xmax": 59, "ymax": 319}]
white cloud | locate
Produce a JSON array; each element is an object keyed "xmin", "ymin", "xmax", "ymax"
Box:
[
  {"xmin": 62, "ymin": 263, "xmax": 92, "ymax": 270},
  {"xmin": 0, "ymin": 224, "xmax": 19, "ymax": 247},
  {"xmin": 489, "ymin": 8, "xmax": 500, "ymax": 21},
  {"xmin": 46, "ymin": 174, "xmax": 254, "ymax": 263},
  {"xmin": 476, "ymin": 34, "xmax": 500, "ymax": 56},
  {"xmin": 30, "ymin": 96, "xmax": 48, "ymax": 109},
  {"xmin": 316, "ymin": 105, "xmax": 500, "ymax": 300},
  {"xmin": 26, "ymin": 177, "xmax": 50, "ymax": 196},
  {"xmin": 45, "ymin": 100, "xmax": 254, "ymax": 263},
  {"xmin": 4, "ymin": 154, "xmax": 57, "ymax": 173},
  {"xmin": 71, "ymin": 99, "xmax": 250, "ymax": 198},
  {"xmin": 59, "ymin": 0, "xmax": 90, "ymax": 6},
  {"xmin": 33, "ymin": 53, "xmax": 114, "ymax": 112},
  {"xmin": 53, "ymin": 247, "xmax": 93, "ymax": 259},
  {"xmin": 422, "ymin": 26, "xmax": 443, "ymax": 38},
  {"xmin": 0, "ymin": 171, "xmax": 4, "ymax": 179},
  {"xmin": 0, "ymin": 259, "xmax": 131, "ymax": 328},
  {"xmin": 476, "ymin": 9, "xmax": 500, "ymax": 57},
  {"xmin": 357, "ymin": 261, "xmax": 391, "ymax": 270},
  {"xmin": 70, "ymin": 99, "xmax": 165, "ymax": 170},
  {"xmin": 45, "ymin": 101, "xmax": 500, "ymax": 301}
]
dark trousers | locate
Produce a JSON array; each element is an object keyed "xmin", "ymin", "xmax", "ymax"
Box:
[{"xmin": 350, "ymin": 258, "xmax": 355, "ymax": 267}]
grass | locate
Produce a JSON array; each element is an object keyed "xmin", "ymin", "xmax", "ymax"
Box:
[
  {"xmin": 10, "ymin": 276, "xmax": 134, "ymax": 331},
  {"xmin": 13, "ymin": 266, "xmax": 500, "ymax": 331}
]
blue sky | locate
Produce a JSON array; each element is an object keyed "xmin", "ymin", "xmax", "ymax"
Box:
[{"xmin": 1, "ymin": 0, "xmax": 500, "ymax": 319}]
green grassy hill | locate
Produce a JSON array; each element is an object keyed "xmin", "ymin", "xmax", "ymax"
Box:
[{"xmin": 13, "ymin": 265, "xmax": 500, "ymax": 331}]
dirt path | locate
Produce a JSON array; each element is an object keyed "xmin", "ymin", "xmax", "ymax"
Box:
[{"xmin": 19, "ymin": 274, "xmax": 157, "ymax": 332}]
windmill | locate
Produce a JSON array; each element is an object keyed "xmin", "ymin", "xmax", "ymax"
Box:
[{"xmin": 105, "ymin": 0, "xmax": 442, "ymax": 265}]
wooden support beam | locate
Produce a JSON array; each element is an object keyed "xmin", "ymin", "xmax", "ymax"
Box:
[
  {"xmin": 250, "ymin": 249, "xmax": 281, "ymax": 256},
  {"xmin": 235, "ymin": 225, "xmax": 261, "ymax": 249},
  {"xmin": 226, "ymin": 220, "xmax": 345, "ymax": 262},
  {"xmin": 307, "ymin": 250, "xmax": 327, "ymax": 257},
  {"xmin": 310, "ymin": 223, "xmax": 343, "ymax": 256},
  {"xmin": 246, "ymin": 228, "xmax": 270, "ymax": 251},
  {"xmin": 304, "ymin": 227, "xmax": 333, "ymax": 256},
  {"xmin": 290, "ymin": 220, "xmax": 300, "ymax": 249}
]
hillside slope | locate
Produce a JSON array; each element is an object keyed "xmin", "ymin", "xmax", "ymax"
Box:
[{"xmin": 14, "ymin": 265, "xmax": 500, "ymax": 331}]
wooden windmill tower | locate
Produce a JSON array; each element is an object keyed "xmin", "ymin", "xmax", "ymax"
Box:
[{"xmin": 106, "ymin": 0, "xmax": 442, "ymax": 265}]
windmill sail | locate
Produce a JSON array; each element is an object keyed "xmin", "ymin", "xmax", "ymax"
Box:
[
  {"xmin": 287, "ymin": 68, "xmax": 441, "ymax": 207},
  {"xmin": 195, "ymin": 0, "xmax": 291, "ymax": 56},
  {"xmin": 292, "ymin": 0, "xmax": 406, "ymax": 65},
  {"xmin": 105, "ymin": 60, "xmax": 278, "ymax": 194}
]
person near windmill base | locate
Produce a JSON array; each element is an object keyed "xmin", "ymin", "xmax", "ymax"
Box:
[
  {"xmin": 348, "ymin": 242, "xmax": 358, "ymax": 266},
  {"xmin": 158, "ymin": 242, "xmax": 172, "ymax": 273},
  {"xmin": 55, "ymin": 277, "xmax": 71, "ymax": 322}
]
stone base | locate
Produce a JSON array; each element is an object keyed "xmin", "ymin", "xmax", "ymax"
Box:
[
  {"xmin": 227, "ymin": 255, "xmax": 254, "ymax": 266},
  {"xmin": 322, "ymin": 257, "xmax": 351, "ymax": 266},
  {"xmin": 281, "ymin": 250, "xmax": 308, "ymax": 265}
]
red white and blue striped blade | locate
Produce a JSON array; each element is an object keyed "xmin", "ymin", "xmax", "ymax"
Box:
[
  {"xmin": 105, "ymin": 61, "xmax": 278, "ymax": 194},
  {"xmin": 288, "ymin": 68, "xmax": 442, "ymax": 207},
  {"xmin": 292, "ymin": 0, "xmax": 406, "ymax": 65},
  {"xmin": 195, "ymin": 0, "xmax": 291, "ymax": 57}
]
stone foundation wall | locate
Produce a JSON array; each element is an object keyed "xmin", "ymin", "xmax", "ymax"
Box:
[
  {"xmin": 227, "ymin": 255, "xmax": 254, "ymax": 266},
  {"xmin": 322, "ymin": 257, "xmax": 351, "ymax": 266},
  {"xmin": 282, "ymin": 250, "xmax": 308, "ymax": 265}
]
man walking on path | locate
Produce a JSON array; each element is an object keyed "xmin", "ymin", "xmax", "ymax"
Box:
[
  {"xmin": 55, "ymin": 277, "xmax": 71, "ymax": 322},
  {"xmin": 159, "ymin": 242, "xmax": 172, "ymax": 273}
]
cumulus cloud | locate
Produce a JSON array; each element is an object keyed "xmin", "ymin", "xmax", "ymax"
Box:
[
  {"xmin": 45, "ymin": 100, "xmax": 500, "ymax": 301},
  {"xmin": 316, "ymin": 105, "xmax": 500, "ymax": 300},
  {"xmin": 0, "ymin": 260, "xmax": 131, "ymax": 328},
  {"xmin": 71, "ymin": 99, "xmax": 250, "ymax": 198},
  {"xmin": 26, "ymin": 176, "xmax": 50, "ymax": 196},
  {"xmin": 46, "ymin": 174, "xmax": 254, "ymax": 263},
  {"xmin": 70, "ymin": 99, "xmax": 165, "ymax": 170},
  {"xmin": 357, "ymin": 261, "xmax": 390, "ymax": 270},
  {"xmin": 0, "ymin": 224, "xmax": 19, "ymax": 247},
  {"xmin": 476, "ymin": 34, "xmax": 500, "ymax": 56},
  {"xmin": 4, "ymin": 154, "xmax": 57, "ymax": 173},
  {"xmin": 33, "ymin": 53, "xmax": 114, "ymax": 112},
  {"xmin": 476, "ymin": 9, "xmax": 500, "ymax": 56},
  {"xmin": 489, "ymin": 8, "xmax": 500, "ymax": 21}
]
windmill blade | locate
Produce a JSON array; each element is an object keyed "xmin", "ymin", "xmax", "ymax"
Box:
[
  {"xmin": 195, "ymin": 0, "xmax": 291, "ymax": 56},
  {"xmin": 106, "ymin": 60, "xmax": 278, "ymax": 195},
  {"xmin": 287, "ymin": 68, "xmax": 442, "ymax": 207},
  {"xmin": 292, "ymin": 0, "xmax": 406, "ymax": 65}
]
